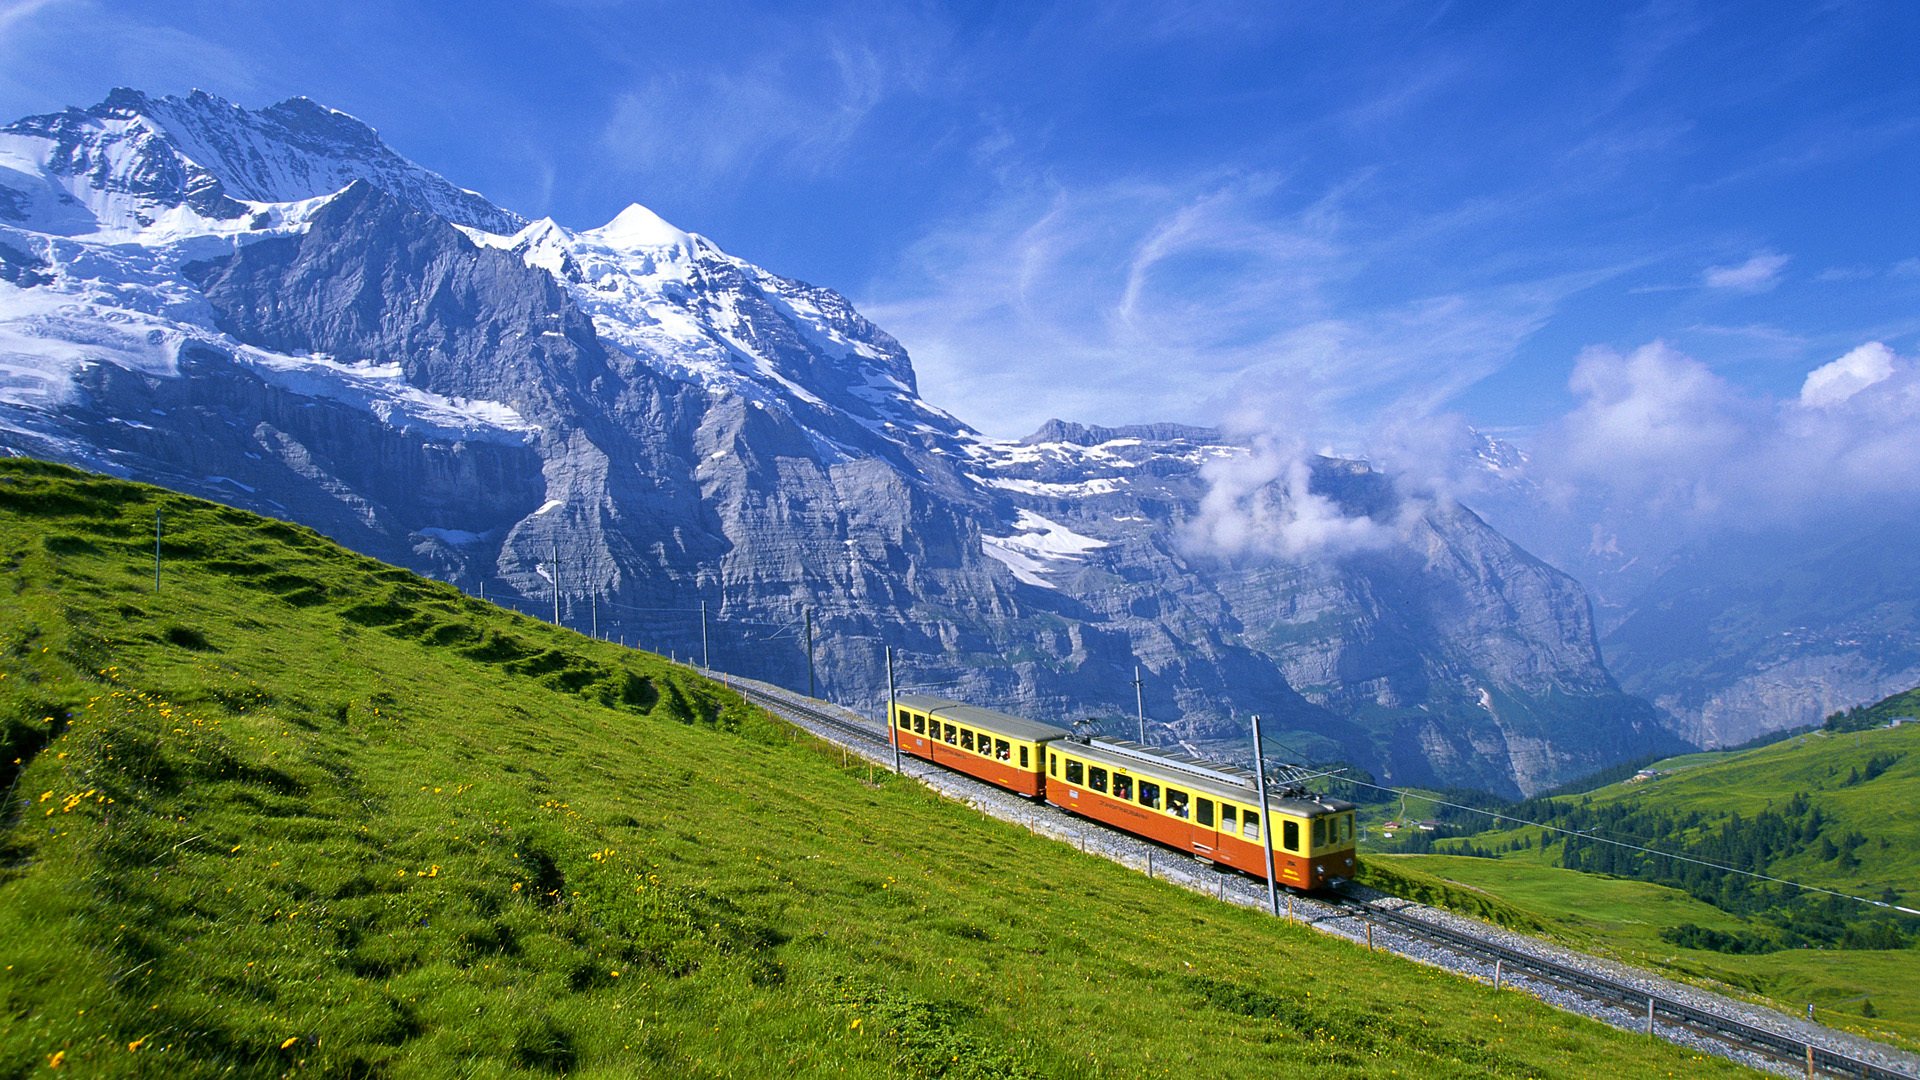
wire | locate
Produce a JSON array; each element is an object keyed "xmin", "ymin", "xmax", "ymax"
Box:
[{"xmin": 1346, "ymin": 778, "xmax": 1920, "ymax": 915}]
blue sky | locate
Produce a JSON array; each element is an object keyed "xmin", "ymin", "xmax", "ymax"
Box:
[{"xmin": 2, "ymin": 0, "xmax": 1915, "ymax": 451}]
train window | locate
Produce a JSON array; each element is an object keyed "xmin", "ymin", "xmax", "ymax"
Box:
[
  {"xmin": 1167, "ymin": 789, "xmax": 1189, "ymax": 819},
  {"xmin": 1196, "ymin": 798, "xmax": 1214, "ymax": 827},
  {"xmin": 1139, "ymin": 781, "xmax": 1160, "ymax": 810},
  {"xmin": 914, "ymin": 715, "xmax": 926, "ymax": 735},
  {"xmin": 1243, "ymin": 812, "xmax": 1260, "ymax": 841},
  {"xmin": 1019, "ymin": 745, "xmax": 1029, "ymax": 769},
  {"xmin": 1342, "ymin": 815, "xmax": 1354, "ymax": 842},
  {"xmin": 1049, "ymin": 753, "xmax": 1058, "ymax": 777},
  {"xmin": 1111, "ymin": 773, "xmax": 1132, "ymax": 801},
  {"xmin": 961, "ymin": 729, "xmax": 975, "ymax": 752},
  {"xmin": 1283, "ymin": 820, "xmax": 1300, "ymax": 853},
  {"xmin": 944, "ymin": 723, "xmax": 957, "ymax": 744},
  {"xmin": 1088, "ymin": 766, "xmax": 1107, "ymax": 793},
  {"xmin": 1221, "ymin": 804, "xmax": 1237, "ymax": 833},
  {"xmin": 1313, "ymin": 817, "xmax": 1326, "ymax": 847},
  {"xmin": 1065, "ymin": 759, "xmax": 1084, "ymax": 785},
  {"xmin": 995, "ymin": 739, "xmax": 1010, "ymax": 761}
]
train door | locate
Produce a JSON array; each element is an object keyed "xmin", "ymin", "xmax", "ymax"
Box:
[{"xmin": 1191, "ymin": 796, "xmax": 1221, "ymax": 861}]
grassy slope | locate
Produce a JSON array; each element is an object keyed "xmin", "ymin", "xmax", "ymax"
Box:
[
  {"xmin": 0, "ymin": 460, "xmax": 1753, "ymax": 1078},
  {"xmin": 1377, "ymin": 725, "xmax": 1920, "ymax": 1049}
]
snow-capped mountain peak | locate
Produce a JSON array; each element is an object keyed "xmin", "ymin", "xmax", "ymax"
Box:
[
  {"xmin": 0, "ymin": 89, "xmax": 523, "ymax": 239},
  {"xmin": 585, "ymin": 202, "xmax": 695, "ymax": 253}
]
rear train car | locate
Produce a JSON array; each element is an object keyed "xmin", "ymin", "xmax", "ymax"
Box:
[
  {"xmin": 1045, "ymin": 737, "xmax": 1357, "ymax": 890},
  {"xmin": 889, "ymin": 693, "xmax": 1070, "ymax": 797}
]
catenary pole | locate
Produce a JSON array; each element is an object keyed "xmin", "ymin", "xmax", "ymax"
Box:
[
  {"xmin": 1250, "ymin": 713, "xmax": 1281, "ymax": 917},
  {"xmin": 700, "ymin": 600, "xmax": 709, "ymax": 670},
  {"xmin": 805, "ymin": 607, "xmax": 815, "ymax": 698},
  {"xmin": 152, "ymin": 507, "xmax": 162, "ymax": 592},
  {"xmin": 590, "ymin": 587, "xmax": 598, "ymax": 639},
  {"xmin": 550, "ymin": 538, "xmax": 561, "ymax": 626},
  {"xmin": 1134, "ymin": 664, "xmax": 1145, "ymax": 742},
  {"xmin": 887, "ymin": 645, "xmax": 902, "ymax": 774}
]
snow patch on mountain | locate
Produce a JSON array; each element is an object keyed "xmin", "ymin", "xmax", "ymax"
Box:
[{"xmin": 980, "ymin": 508, "xmax": 1108, "ymax": 589}]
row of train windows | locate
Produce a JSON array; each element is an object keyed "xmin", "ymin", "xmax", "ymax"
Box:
[
  {"xmin": 896, "ymin": 712, "xmax": 1029, "ymax": 768},
  {"xmin": 1047, "ymin": 755, "xmax": 1355, "ymax": 852},
  {"xmin": 1049, "ymin": 754, "xmax": 1264, "ymax": 841}
]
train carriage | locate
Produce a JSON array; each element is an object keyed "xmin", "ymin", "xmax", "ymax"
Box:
[
  {"xmin": 890, "ymin": 693, "xmax": 1070, "ymax": 797},
  {"xmin": 1045, "ymin": 737, "xmax": 1357, "ymax": 890}
]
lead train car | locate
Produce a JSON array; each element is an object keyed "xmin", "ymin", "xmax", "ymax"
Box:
[
  {"xmin": 890, "ymin": 693, "xmax": 1070, "ymax": 797},
  {"xmin": 1046, "ymin": 737, "xmax": 1357, "ymax": 890},
  {"xmin": 889, "ymin": 695, "xmax": 1357, "ymax": 891}
]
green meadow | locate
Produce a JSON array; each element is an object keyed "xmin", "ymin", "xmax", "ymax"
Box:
[
  {"xmin": 0, "ymin": 459, "xmax": 1757, "ymax": 1076},
  {"xmin": 1374, "ymin": 722, "xmax": 1920, "ymax": 1051}
]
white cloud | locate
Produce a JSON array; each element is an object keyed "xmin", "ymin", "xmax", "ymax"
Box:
[
  {"xmin": 1702, "ymin": 250, "xmax": 1788, "ymax": 291},
  {"xmin": 1179, "ymin": 435, "xmax": 1401, "ymax": 563},
  {"xmin": 1800, "ymin": 341, "xmax": 1895, "ymax": 408},
  {"xmin": 1530, "ymin": 339, "xmax": 1920, "ymax": 532}
]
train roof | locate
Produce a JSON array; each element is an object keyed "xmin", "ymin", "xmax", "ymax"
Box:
[
  {"xmin": 893, "ymin": 693, "xmax": 1073, "ymax": 742},
  {"xmin": 1066, "ymin": 736, "xmax": 1355, "ymax": 818}
]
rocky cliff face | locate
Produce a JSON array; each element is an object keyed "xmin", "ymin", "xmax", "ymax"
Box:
[
  {"xmin": 0, "ymin": 90, "xmax": 1683, "ymax": 795},
  {"xmin": 1598, "ymin": 523, "xmax": 1920, "ymax": 747}
]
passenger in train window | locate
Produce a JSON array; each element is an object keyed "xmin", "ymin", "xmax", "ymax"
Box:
[
  {"xmin": 1112, "ymin": 774, "xmax": 1133, "ymax": 800},
  {"xmin": 1197, "ymin": 798, "xmax": 1214, "ymax": 827},
  {"xmin": 915, "ymin": 716, "xmax": 926, "ymax": 735},
  {"xmin": 996, "ymin": 739, "xmax": 1010, "ymax": 761},
  {"xmin": 961, "ymin": 730, "xmax": 975, "ymax": 752},
  {"xmin": 944, "ymin": 723, "xmax": 957, "ymax": 744},
  {"xmin": 1244, "ymin": 812, "xmax": 1260, "ymax": 840},
  {"xmin": 1088, "ymin": 766, "xmax": 1107, "ymax": 792},
  {"xmin": 1167, "ymin": 789, "xmax": 1189, "ymax": 819},
  {"xmin": 1065, "ymin": 759, "xmax": 1084, "ymax": 785},
  {"xmin": 1139, "ymin": 781, "xmax": 1160, "ymax": 810},
  {"xmin": 1221, "ymin": 804, "xmax": 1237, "ymax": 833}
]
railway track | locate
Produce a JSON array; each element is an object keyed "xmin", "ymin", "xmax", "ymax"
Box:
[
  {"xmin": 724, "ymin": 679, "xmax": 893, "ymax": 751},
  {"xmin": 1332, "ymin": 892, "xmax": 1912, "ymax": 1079},
  {"xmin": 724, "ymin": 674, "xmax": 1917, "ymax": 1079}
]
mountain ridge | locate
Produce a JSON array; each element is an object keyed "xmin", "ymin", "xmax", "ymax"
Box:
[{"xmin": 0, "ymin": 88, "xmax": 1682, "ymax": 796}]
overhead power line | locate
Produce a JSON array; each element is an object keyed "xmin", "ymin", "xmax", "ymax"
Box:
[{"xmin": 1345, "ymin": 779, "xmax": 1920, "ymax": 916}]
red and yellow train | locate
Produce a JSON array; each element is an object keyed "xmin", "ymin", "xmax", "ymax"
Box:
[{"xmin": 889, "ymin": 693, "xmax": 1357, "ymax": 891}]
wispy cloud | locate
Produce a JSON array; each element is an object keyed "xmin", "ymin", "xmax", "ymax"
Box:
[
  {"xmin": 593, "ymin": 18, "xmax": 940, "ymax": 199},
  {"xmin": 0, "ymin": 0, "xmax": 68, "ymax": 36},
  {"xmin": 865, "ymin": 170, "xmax": 1607, "ymax": 440},
  {"xmin": 1702, "ymin": 250, "xmax": 1789, "ymax": 291}
]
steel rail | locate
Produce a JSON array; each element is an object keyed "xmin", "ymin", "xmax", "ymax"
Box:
[
  {"xmin": 1335, "ymin": 891, "xmax": 1913, "ymax": 1079},
  {"xmin": 724, "ymin": 675, "xmax": 1913, "ymax": 1079},
  {"xmin": 725, "ymin": 679, "xmax": 892, "ymax": 751}
]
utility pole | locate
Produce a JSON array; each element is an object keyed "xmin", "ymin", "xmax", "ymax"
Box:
[
  {"xmin": 1250, "ymin": 713, "xmax": 1280, "ymax": 917},
  {"xmin": 805, "ymin": 607, "xmax": 815, "ymax": 698},
  {"xmin": 700, "ymin": 600, "xmax": 709, "ymax": 670},
  {"xmin": 152, "ymin": 507, "xmax": 162, "ymax": 592},
  {"xmin": 886, "ymin": 645, "xmax": 901, "ymax": 774},
  {"xmin": 550, "ymin": 537, "xmax": 561, "ymax": 626},
  {"xmin": 1134, "ymin": 664, "xmax": 1145, "ymax": 743},
  {"xmin": 590, "ymin": 587, "xmax": 598, "ymax": 639}
]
